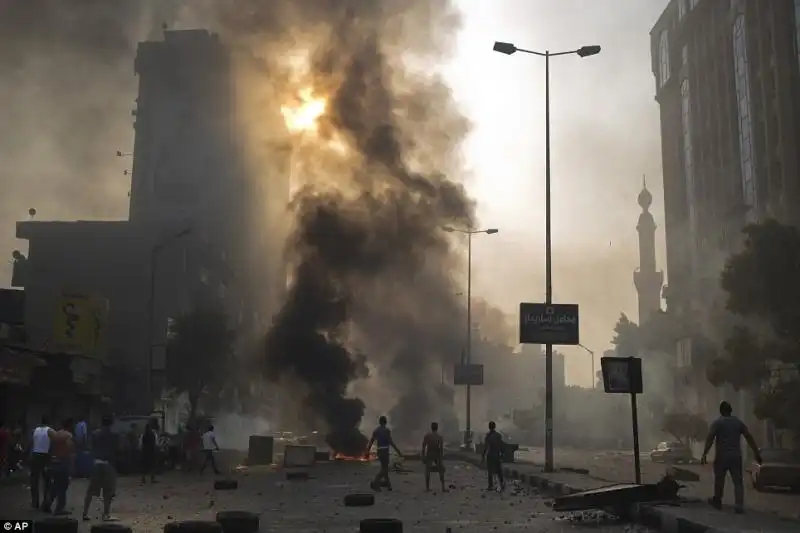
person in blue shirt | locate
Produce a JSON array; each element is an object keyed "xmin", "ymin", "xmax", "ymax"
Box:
[{"xmin": 365, "ymin": 416, "xmax": 403, "ymax": 491}]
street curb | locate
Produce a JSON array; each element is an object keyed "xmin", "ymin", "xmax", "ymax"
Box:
[{"xmin": 447, "ymin": 453, "xmax": 727, "ymax": 533}]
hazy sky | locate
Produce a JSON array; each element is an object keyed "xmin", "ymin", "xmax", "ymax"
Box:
[
  {"xmin": 443, "ymin": 0, "xmax": 668, "ymax": 386},
  {"xmin": 0, "ymin": 0, "xmax": 669, "ymax": 387}
]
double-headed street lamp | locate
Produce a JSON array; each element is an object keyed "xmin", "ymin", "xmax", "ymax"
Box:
[
  {"xmin": 493, "ymin": 40, "xmax": 601, "ymax": 472},
  {"xmin": 443, "ymin": 226, "xmax": 499, "ymax": 448}
]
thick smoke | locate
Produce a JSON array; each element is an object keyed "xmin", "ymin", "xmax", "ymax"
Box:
[{"xmin": 1, "ymin": 0, "xmax": 473, "ymax": 452}]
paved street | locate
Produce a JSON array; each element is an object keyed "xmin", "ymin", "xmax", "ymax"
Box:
[
  {"xmin": 516, "ymin": 447, "xmax": 800, "ymax": 519},
  {"xmin": 0, "ymin": 458, "xmax": 653, "ymax": 532}
]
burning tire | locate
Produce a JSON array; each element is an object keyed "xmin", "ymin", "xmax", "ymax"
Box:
[
  {"xmin": 34, "ymin": 518, "xmax": 79, "ymax": 533},
  {"xmin": 344, "ymin": 493, "xmax": 375, "ymax": 507},
  {"xmin": 90, "ymin": 525, "xmax": 133, "ymax": 533},
  {"xmin": 216, "ymin": 511, "xmax": 259, "ymax": 533},
  {"xmin": 214, "ymin": 478, "xmax": 239, "ymax": 490},
  {"xmin": 164, "ymin": 520, "xmax": 222, "ymax": 533},
  {"xmin": 359, "ymin": 518, "xmax": 403, "ymax": 533}
]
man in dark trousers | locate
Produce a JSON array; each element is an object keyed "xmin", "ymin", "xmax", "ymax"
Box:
[
  {"xmin": 421, "ymin": 422, "xmax": 447, "ymax": 492},
  {"xmin": 481, "ymin": 421, "xmax": 505, "ymax": 492},
  {"xmin": 30, "ymin": 416, "xmax": 53, "ymax": 510},
  {"xmin": 365, "ymin": 416, "xmax": 403, "ymax": 492},
  {"xmin": 701, "ymin": 401, "xmax": 762, "ymax": 514},
  {"xmin": 82, "ymin": 415, "xmax": 119, "ymax": 522},
  {"xmin": 140, "ymin": 419, "xmax": 158, "ymax": 484}
]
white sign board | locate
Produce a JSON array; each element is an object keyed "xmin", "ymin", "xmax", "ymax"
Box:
[{"xmin": 283, "ymin": 445, "xmax": 316, "ymax": 468}]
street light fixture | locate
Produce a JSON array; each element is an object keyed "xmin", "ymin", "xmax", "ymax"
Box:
[
  {"xmin": 147, "ymin": 226, "xmax": 193, "ymax": 407},
  {"xmin": 443, "ymin": 226, "xmax": 499, "ymax": 448},
  {"xmin": 577, "ymin": 343, "xmax": 596, "ymax": 389},
  {"xmin": 493, "ymin": 39, "xmax": 600, "ymax": 473}
]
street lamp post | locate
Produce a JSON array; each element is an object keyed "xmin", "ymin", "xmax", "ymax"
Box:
[
  {"xmin": 578, "ymin": 343, "xmax": 596, "ymax": 389},
  {"xmin": 146, "ymin": 227, "xmax": 192, "ymax": 409},
  {"xmin": 493, "ymin": 41, "xmax": 600, "ymax": 472},
  {"xmin": 443, "ymin": 226, "xmax": 499, "ymax": 448}
]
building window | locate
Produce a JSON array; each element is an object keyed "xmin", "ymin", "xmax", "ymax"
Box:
[
  {"xmin": 681, "ymin": 78, "xmax": 697, "ymax": 244},
  {"xmin": 733, "ymin": 14, "xmax": 757, "ymax": 220},
  {"xmin": 678, "ymin": 0, "xmax": 687, "ymax": 20},
  {"xmin": 658, "ymin": 31, "xmax": 670, "ymax": 88}
]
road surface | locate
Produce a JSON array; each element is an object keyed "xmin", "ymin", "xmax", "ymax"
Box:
[{"xmin": 0, "ymin": 458, "xmax": 653, "ymax": 532}]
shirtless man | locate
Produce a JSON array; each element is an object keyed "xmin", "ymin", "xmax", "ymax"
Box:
[
  {"xmin": 43, "ymin": 419, "xmax": 74, "ymax": 515},
  {"xmin": 421, "ymin": 422, "xmax": 447, "ymax": 492}
]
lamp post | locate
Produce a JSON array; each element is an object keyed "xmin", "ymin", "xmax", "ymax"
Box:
[
  {"xmin": 493, "ymin": 40, "xmax": 600, "ymax": 472},
  {"xmin": 147, "ymin": 227, "xmax": 192, "ymax": 409},
  {"xmin": 443, "ymin": 226, "xmax": 499, "ymax": 448},
  {"xmin": 578, "ymin": 343, "xmax": 596, "ymax": 389}
]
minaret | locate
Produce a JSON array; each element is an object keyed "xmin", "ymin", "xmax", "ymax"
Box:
[{"xmin": 633, "ymin": 176, "xmax": 664, "ymax": 324}]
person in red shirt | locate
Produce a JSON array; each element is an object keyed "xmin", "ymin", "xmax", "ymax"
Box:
[{"xmin": 0, "ymin": 420, "xmax": 9, "ymax": 477}]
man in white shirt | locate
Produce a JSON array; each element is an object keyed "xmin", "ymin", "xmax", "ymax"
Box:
[
  {"xmin": 199, "ymin": 425, "xmax": 220, "ymax": 475},
  {"xmin": 30, "ymin": 417, "xmax": 53, "ymax": 510}
]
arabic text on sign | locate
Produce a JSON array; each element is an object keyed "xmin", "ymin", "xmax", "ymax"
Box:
[{"xmin": 524, "ymin": 314, "xmax": 577, "ymax": 326}]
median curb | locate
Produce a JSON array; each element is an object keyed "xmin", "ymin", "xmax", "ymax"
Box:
[{"xmin": 448, "ymin": 452, "xmax": 728, "ymax": 533}]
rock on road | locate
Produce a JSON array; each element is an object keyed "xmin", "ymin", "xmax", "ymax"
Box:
[{"xmin": 0, "ymin": 458, "xmax": 654, "ymax": 533}]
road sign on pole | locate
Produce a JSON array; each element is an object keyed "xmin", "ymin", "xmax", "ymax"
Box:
[
  {"xmin": 518, "ymin": 303, "xmax": 579, "ymax": 345},
  {"xmin": 453, "ymin": 364, "xmax": 484, "ymax": 386}
]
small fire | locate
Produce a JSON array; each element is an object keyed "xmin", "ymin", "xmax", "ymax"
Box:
[
  {"xmin": 281, "ymin": 88, "xmax": 327, "ymax": 134},
  {"xmin": 334, "ymin": 452, "xmax": 375, "ymax": 462}
]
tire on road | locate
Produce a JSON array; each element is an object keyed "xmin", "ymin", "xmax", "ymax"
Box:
[
  {"xmin": 164, "ymin": 520, "xmax": 223, "ymax": 533},
  {"xmin": 214, "ymin": 478, "xmax": 239, "ymax": 490},
  {"xmin": 34, "ymin": 518, "xmax": 79, "ymax": 533},
  {"xmin": 91, "ymin": 525, "xmax": 134, "ymax": 533},
  {"xmin": 360, "ymin": 518, "xmax": 402, "ymax": 533},
  {"xmin": 216, "ymin": 511, "xmax": 259, "ymax": 533},
  {"xmin": 344, "ymin": 493, "xmax": 375, "ymax": 507}
]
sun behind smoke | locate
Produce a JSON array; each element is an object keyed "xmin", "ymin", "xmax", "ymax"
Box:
[{"xmin": 281, "ymin": 88, "xmax": 327, "ymax": 134}]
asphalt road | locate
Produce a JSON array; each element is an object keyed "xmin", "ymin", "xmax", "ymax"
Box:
[{"xmin": 0, "ymin": 458, "xmax": 654, "ymax": 532}]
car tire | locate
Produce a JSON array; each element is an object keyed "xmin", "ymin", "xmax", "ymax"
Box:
[
  {"xmin": 344, "ymin": 493, "xmax": 375, "ymax": 507},
  {"xmin": 34, "ymin": 517, "xmax": 79, "ymax": 533},
  {"xmin": 90, "ymin": 524, "xmax": 133, "ymax": 533},
  {"xmin": 164, "ymin": 520, "xmax": 222, "ymax": 533},
  {"xmin": 216, "ymin": 511, "xmax": 259, "ymax": 533},
  {"xmin": 359, "ymin": 518, "xmax": 403, "ymax": 533},
  {"xmin": 214, "ymin": 479, "xmax": 238, "ymax": 490}
]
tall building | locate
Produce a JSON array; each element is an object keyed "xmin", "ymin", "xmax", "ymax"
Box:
[
  {"xmin": 650, "ymin": 0, "xmax": 800, "ymax": 318},
  {"xmin": 633, "ymin": 178, "xmax": 664, "ymax": 324}
]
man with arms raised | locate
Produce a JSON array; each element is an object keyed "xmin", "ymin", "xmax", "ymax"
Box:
[
  {"xmin": 701, "ymin": 401, "xmax": 762, "ymax": 514},
  {"xmin": 421, "ymin": 422, "xmax": 447, "ymax": 492},
  {"xmin": 365, "ymin": 416, "xmax": 403, "ymax": 492},
  {"xmin": 43, "ymin": 418, "xmax": 74, "ymax": 515},
  {"xmin": 82, "ymin": 415, "xmax": 119, "ymax": 522}
]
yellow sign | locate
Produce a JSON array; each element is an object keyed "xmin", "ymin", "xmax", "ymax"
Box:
[{"xmin": 53, "ymin": 293, "xmax": 108, "ymax": 358}]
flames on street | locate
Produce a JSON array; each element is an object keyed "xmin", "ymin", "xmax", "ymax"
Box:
[{"xmin": 334, "ymin": 452, "xmax": 375, "ymax": 462}]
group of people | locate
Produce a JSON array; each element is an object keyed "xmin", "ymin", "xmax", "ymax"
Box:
[{"xmin": 364, "ymin": 416, "xmax": 508, "ymax": 493}]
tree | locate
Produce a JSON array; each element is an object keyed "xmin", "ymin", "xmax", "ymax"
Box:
[
  {"xmin": 165, "ymin": 304, "xmax": 236, "ymax": 422},
  {"xmin": 611, "ymin": 313, "xmax": 640, "ymax": 357},
  {"xmin": 661, "ymin": 412, "xmax": 708, "ymax": 445},
  {"xmin": 711, "ymin": 219, "xmax": 800, "ymax": 434}
]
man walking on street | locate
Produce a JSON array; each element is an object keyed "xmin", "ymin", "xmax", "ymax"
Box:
[
  {"xmin": 82, "ymin": 415, "xmax": 119, "ymax": 522},
  {"xmin": 701, "ymin": 400, "xmax": 762, "ymax": 514},
  {"xmin": 140, "ymin": 419, "xmax": 158, "ymax": 484},
  {"xmin": 481, "ymin": 421, "xmax": 505, "ymax": 492},
  {"xmin": 199, "ymin": 425, "xmax": 221, "ymax": 475},
  {"xmin": 421, "ymin": 422, "xmax": 447, "ymax": 492},
  {"xmin": 30, "ymin": 417, "xmax": 53, "ymax": 510},
  {"xmin": 42, "ymin": 419, "xmax": 74, "ymax": 515},
  {"xmin": 365, "ymin": 416, "xmax": 404, "ymax": 492}
]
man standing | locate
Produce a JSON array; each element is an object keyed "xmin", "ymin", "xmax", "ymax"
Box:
[
  {"xmin": 199, "ymin": 425, "xmax": 221, "ymax": 475},
  {"xmin": 421, "ymin": 422, "xmax": 447, "ymax": 492},
  {"xmin": 481, "ymin": 421, "xmax": 505, "ymax": 492},
  {"xmin": 43, "ymin": 419, "xmax": 74, "ymax": 515},
  {"xmin": 140, "ymin": 419, "xmax": 158, "ymax": 484},
  {"xmin": 82, "ymin": 415, "xmax": 119, "ymax": 522},
  {"xmin": 701, "ymin": 401, "xmax": 762, "ymax": 514},
  {"xmin": 365, "ymin": 416, "xmax": 403, "ymax": 492},
  {"xmin": 30, "ymin": 417, "xmax": 53, "ymax": 510}
]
